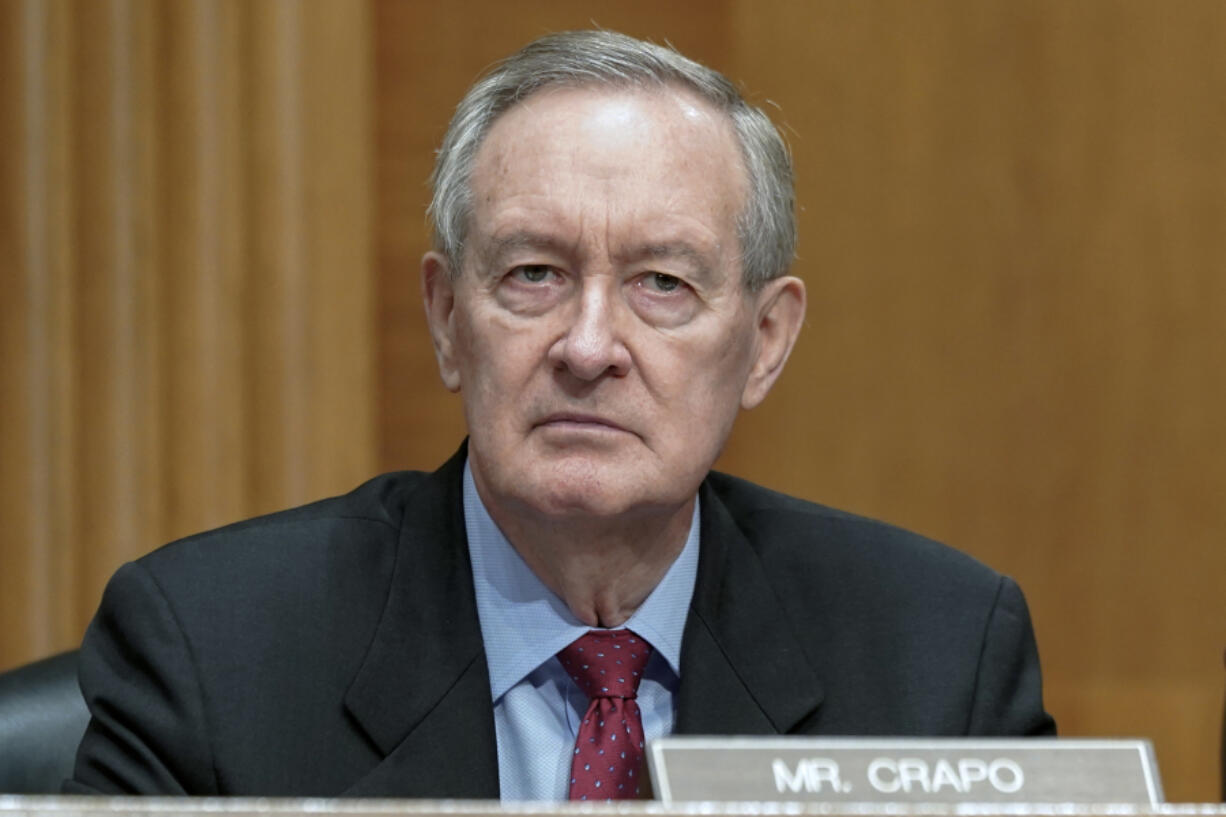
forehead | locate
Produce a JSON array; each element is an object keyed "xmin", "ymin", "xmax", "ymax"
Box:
[{"xmin": 467, "ymin": 84, "xmax": 747, "ymax": 261}]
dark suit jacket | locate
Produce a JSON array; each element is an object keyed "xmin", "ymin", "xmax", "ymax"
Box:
[{"xmin": 68, "ymin": 447, "xmax": 1054, "ymax": 796}]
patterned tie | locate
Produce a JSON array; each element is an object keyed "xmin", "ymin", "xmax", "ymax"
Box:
[{"xmin": 557, "ymin": 629, "xmax": 653, "ymax": 800}]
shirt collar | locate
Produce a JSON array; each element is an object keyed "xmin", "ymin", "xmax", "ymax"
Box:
[{"xmin": 464, "ymin": 459, "xmax": 699, "ymax": 701}]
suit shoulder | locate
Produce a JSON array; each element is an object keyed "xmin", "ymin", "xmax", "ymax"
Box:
[
  {"xmin": 179, "ymin": 469, "xmax": 427, "ymax": 539},
  {"xmin": 109, "ymin": 470, "xmax": 442, "ymax": 671},
  {"xmin": 703, "ymin": 470, "xmax": 1002, "ymax": 591},
  {"xmin": 129, "ymin": 470, "xmax": 443, "ymax": 604},
  {"xmin": 700, "ymin": 472, "xmax": 1051, "ymax": 737}
]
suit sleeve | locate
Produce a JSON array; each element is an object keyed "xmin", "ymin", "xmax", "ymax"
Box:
[
  {"xmin": 967, "ymin": 575, "xmax": 1057, "ymax": 736},
  {"xmin": 65, "ymin": 561, "xmax": 219, "ymax": 794}
]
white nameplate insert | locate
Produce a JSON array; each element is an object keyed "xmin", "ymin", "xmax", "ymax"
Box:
[{"xmin": 647, "ymin": 737, "xmax": 1163, "ymax": 805}]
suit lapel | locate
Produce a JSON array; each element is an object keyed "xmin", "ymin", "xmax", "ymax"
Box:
[
  {"xmin": 339, "ymin": 455, "xmax": 822, "ymax": 793},
  {"xmin": 675, "ymin": 480, "xmax": 824, "ymax": 736},
  {"xmin": 342, "ymin": 446, "xmax": 500, "ymax": 798}
]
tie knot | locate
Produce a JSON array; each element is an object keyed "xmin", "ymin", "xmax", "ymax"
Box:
[{"xmin": 558, "ymin": 629, "xmax": 651, "ymax": 700}]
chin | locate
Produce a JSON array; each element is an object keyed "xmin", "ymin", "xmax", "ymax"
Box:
[
  {"xmin": 529, "ymin": 473, "xmax": 632, "ymax": 518},
  {"xmin": 514, "ymin": 459, "xmax": 654, "ymax": 520},
  {"xmin": 474, "ymin": 440, "xmax": 699, "ymax": 520}
]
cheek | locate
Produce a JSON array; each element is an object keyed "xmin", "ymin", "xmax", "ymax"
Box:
[
  {"xmin": 699, "ymin": 320, "xmax": 757, "ymax": 389},
  {"xmin": 456, "ymin": 307, "xmax": 552, "ymax": 392},
  {"xmin": 689, "ymin": 329, "xmax": 758, "ymax": 428},
  {"xmin": 644, "ymin": 335, "xmax": 752, "ymax": 432}
]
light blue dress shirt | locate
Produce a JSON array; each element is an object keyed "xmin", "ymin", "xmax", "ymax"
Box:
[{"xmin": 463, "ymin": 461, "xmax": 700, "ymax": 801}]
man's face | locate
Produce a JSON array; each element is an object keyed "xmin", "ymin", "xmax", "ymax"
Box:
[{"xmin": 424, "ymin": 85, "xmax": 802, "ymax": 523}]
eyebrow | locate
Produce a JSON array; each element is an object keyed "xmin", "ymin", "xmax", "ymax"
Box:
[
  {"xmin": 480, "ymin": 230, "xmax": 717, "ymax": 279},
  {"xmin": 483, "ymin": 230, "xmax": 569, "ymax": 259},
  {"xmin": 624, "ymin": 242, "xmax": 713, "ymax": 273}
]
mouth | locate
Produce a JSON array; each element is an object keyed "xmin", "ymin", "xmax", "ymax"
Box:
[{"xmin": 535, "ymin": 413, "xmax": 631, "ymax": 435}]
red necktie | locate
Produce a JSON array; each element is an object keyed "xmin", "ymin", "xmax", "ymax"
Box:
[{"xmin": 557, "ymin": 629, "xmax": 653, "ymax": 800}]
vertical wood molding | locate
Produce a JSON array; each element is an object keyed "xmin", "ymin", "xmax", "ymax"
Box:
[
  {"xmin": 43, "ymin": 0, "xmax": 78, "ymax": 651},
  {"xmin": 1, "ymin": 0, "xmax": 44, "ymax": 664},
  {"xmin": 246, "ymin": 0, "xmax": 310, "ymax": 514},
  {"xmin": 0, "ymin": 0, "xmax": 78, "ymax": 664},
  {"xmin": 266, "ymin": 0, "xmax": 309, "ymax": 508},
  {"xmin": 124, "ymin": 0, "xmax": 164, "ymax": 629},
  {"xmin": 301, "ymin": 0, "xmax": 375, "ymax": 498},
  {"xmin": 0, "ymin": 0, "xmax": 375, "ymax": 670},
  {"xmin": 21, "ymin": 0, "xmax": 51, "ymax": 653},
  {"xmin": 108, "ymin": 0, "xmax": 137, "ymax": 585},
  {"xmin": 23, "ymin": 0, "xmax": 55, "ymax": 657},
  {"xmin": 69, "ymin": 0, "xmax": 112, "ymax": 629}
]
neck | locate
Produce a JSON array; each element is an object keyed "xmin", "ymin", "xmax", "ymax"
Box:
[{"xmin": 479, "ymin": 490, "xmax": 695, "ymax": 629}]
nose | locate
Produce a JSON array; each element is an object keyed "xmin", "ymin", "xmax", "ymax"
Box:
[{"xmin": 548, "ymin": 281, "xmax": 632, "ymax": 381}]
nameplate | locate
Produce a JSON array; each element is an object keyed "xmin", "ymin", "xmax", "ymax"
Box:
[{"xmin": 647, "ymin": 737, "xmax": 1163, "ymax": 805}]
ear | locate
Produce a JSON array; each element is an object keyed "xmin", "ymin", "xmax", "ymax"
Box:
[
  {"xmin": 741, "ymin": 275, "xmax": 806, "ymax": 410},
  {"xmin": 421, "ymin": 251, "xmax": 462, "ymax": 392}
]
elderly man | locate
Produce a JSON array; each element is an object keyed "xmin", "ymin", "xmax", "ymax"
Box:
[{"xmin": 69, "ymin": 31, "xmax": 1054, "ymax": 800}]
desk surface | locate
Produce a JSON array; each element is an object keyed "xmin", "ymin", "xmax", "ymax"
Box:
[{"xmin": 2, "ymin": 798, "xmax": 1225, "ymax": 817}]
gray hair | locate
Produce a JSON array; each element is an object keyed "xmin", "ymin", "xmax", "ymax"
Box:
[{"xmin": 427, "ymin": 30, "xmax": 796, "ymax": 290}]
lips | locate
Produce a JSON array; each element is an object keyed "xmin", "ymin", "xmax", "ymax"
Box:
[{"xmin": 536, "ymin": 412, "xmax": 630, "ymax": 434}]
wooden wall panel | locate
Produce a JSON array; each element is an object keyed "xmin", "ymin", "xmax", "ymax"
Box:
[
  {"xmin": 157, "ymin": 0, "xmax": 246, "ymax": 540},
  {"xmin": 2, "ymin": 0, "xmax": 38, "ymax": 659},
  {"xmin": 720, "ymin": 0, "xmax": 1226, "ymax": 802},
  {"xmin": 375, "ymin": 0, "xmax": 1226, "ymax": 801},
  {"xmin": 0, "ymin": 0, "xmax": 374, "ymax": 670},
  {"xmin": 1, "ymin": 0, "xmax": 79, "ymax": 665}
]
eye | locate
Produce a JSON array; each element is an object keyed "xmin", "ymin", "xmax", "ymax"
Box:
[
  {"xmin": 495, "ymin": 263, "xmax": 567, "ymax": 315},
  {"xmin": 511, "ymin": 264, "xmax": 555, "ymax": 284},
  {"xmin": 645, "ymin": 272, "xmax": 683, "ymax": 293},
  {"xmin": 627, "ymin": 270, "xmax": 699, "ymax": 327}
]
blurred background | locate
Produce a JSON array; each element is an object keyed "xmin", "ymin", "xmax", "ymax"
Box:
[{"xmin": 1, "ymin": 0, "xmax": 1223, "ymax": 801}]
